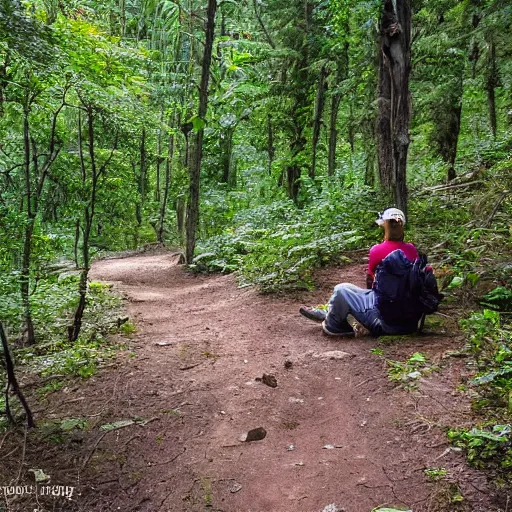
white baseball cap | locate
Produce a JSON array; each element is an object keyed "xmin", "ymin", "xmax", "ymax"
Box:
[{"xmin": 376, "ymin": 207, "xmax": 406, "ymax": 226}]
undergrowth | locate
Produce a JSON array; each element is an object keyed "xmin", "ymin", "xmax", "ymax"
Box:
[
  {"xmin": 0, "ymin": 276, "xmax": 127, "ymax": 429},
  {"xmin": 448, "ymin": 305, "xmax": 512, "ymax": 481},
  {"xmin": 192, "ymin": 184, "xmax": 381, "ymax": 292}
]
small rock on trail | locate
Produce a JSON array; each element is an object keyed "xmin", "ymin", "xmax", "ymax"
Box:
[
  {"xmin": 320, "ymin": 505, "xmax": 345, "ymax": 512},
  {"xmin": 262, "ymin": 373, "xmax": 278, "ymax": 387},
  {"xmin": 239, "ymin": 427, "xmax": 267, "ymax": 442},
  {"xmin": 313, "ymin": 350, "xmax": 353, "ymax": 360}
]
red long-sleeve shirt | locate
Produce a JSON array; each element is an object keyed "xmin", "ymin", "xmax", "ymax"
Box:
[{"xmin": 367, "ymin": 241, "xmax": 419, "ymax": 280}]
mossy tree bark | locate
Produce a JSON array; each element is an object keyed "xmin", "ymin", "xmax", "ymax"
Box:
[
  {"xmin": 376, "ymin": 0, "xmax": 411, "ymax": 215},
  {"xmin": 185, "ymin": 0, "xmax": 217, "ymax": 263}
]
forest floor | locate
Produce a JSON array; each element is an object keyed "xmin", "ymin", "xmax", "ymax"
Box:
[{"xmin": 1, "ymin": 250, "xmax": 506, "ymax": 512}]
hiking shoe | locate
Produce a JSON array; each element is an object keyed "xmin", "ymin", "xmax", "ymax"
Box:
[
  {"xmin": 322, "ymin": 320, "xmax": 355, "ymax": 337},
  {"xmin": 299, "ymin": 306, "xmax": 327, "ymax": 322}
]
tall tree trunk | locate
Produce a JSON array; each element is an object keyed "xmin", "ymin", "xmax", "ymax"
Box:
[
  {"xmin": 486, "ymin": 39, "xmax": 498, "ymax": 138},
  {"xmin": 347, "ymin": 100, "xmax": 355, "ymax": 153},
  {"xmin": 18, "ymin": 87, "xmax": 66, "ymax": 344},
  {"xmin": 328, "ymin": 94, "xmax": 341, "ymax": 177},
  {"xmin": 221, "ymin": 127, "xmax": 234, "ymax": 184},
  {"xmin": 327, "ymin": 39, "xmax": 349, "ymax": 177},
  {"xmin": 157, "ymin": 131, "xmax": 174, "ymax": 243},
  {"xmin": 285, "ymin": 1, "xmax": 312, "ymax": 202},
  {"xmin": 229, "ymin": 158, "xmax": 237, "ymax": 189},
  {"xmin": 155, "ymin": 111, "xmax": 164, "ymax": 202},
  {"xmin": 376, "ymin": 36, "xmax": 393, "ymax": 191},
  {"xmin": 430, "ymin": 60, "xmax": 463, "ymax": 182},
  {"xmin": 267, "ymin": 114, "xmax": 275, "ymax": 175},
  {"xmin": 119, "ymin": 0, "xmax": 126, "ymax": 36},
  {"xmin": 70, "ymin": 106, "xmax": 95, "ymax": 342},
  {"xmin": 70, "ymin": 106, "xmax": 117, "ymax": 341},
  {"xmin": 252, "ymin": 0, "xmax": 276, "ymax": 49},
  {"xmin": 311, "ymin": 65, "xmax": 328, "ymax": 179},
  {"xmin": 446, "ymin": 78, "xmax": 463, "ymax": 182},
  {"xmin": 135, "ymin": 128, "xmax": 147, "ymax": 227},
  {"xmin": 377, "ymin": 0, "xmax": 411, "ymax": 215},
  {"xmin": 74, "ymin": 219, "xmax": 80, "ymax": 268},
  {"xmin": 21, "ymin": 106, "xmax": 36, "ymax": 345},
  {"xmin": 20, "ymin": 221, "xmax": 35, "ymax": 345},
  {"xmin": 176, "ymin": 196, "xmax": 185, "ymax": 243},
  {"xmin": 469, "ymin": 13, "xmax": 481, "ymax": 79},
  {"xmin": 185, "ymin": 0, "xmax": 217, "ymax": 263}
]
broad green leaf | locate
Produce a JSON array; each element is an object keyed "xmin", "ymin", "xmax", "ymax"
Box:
[
  {"xmin": 371, "ymin": 508, "xmax": 413, "ymax": 512},
  {"xmin": 100, "ymin": 420, "xmax": 135, "ymax": 431},
  {"xmin": 185, "ymin": 115, "xmax": 206, "ymax": 132},
  {"xmin": 60, "ymin": 418, "xmax": 88, "ymax": 431},
  {"xmin": 447, "ymin": 276, "xmax": 464, "ymax": 289},
  {"xmin": 28, "ymin": 469, "xmax": 51, "ymax": 483}
]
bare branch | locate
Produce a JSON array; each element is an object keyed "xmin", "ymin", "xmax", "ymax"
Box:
[
  {"xmin": 252, "ymin": 0, "xmax": 276, "ymax": 49},
  {"xmin": 0, "ymin": 323, "xmax": 35, "ymax": 428},
  {"xmin": 1, "ymin": 162, "xmax": 23, "ymax": 174},
  {"xmin": 97, "ymin": 134, "xmax": 119, "ymax": 181}
]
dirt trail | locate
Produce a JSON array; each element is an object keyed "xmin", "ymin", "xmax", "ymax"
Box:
[{"xmin": 63, "ymin": 252, "xmax": 497, "ymax": 511}]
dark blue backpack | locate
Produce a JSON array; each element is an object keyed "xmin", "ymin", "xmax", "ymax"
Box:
[{"xmin": 374, "ymin": 249, "xmax": 442, "ymax": 329}]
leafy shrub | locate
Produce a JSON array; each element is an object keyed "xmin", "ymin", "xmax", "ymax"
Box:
[
  {"xmin": 3, "ymin": 277, "xmax": 124, "ymax": 382},
  {"xmin": 194, "ymin": 184, "xmax": 380, "ymax": 292},
  {"xmin": 481, "ymin": 286, "xmax": 512, "ymax": 312},
  {"xmin": 451, "ymin": 309, "xmax": 512, "ymax": 477},
  {"xmin": 448, "ymin": 425, "xmax": 512, "ymax": 470}
]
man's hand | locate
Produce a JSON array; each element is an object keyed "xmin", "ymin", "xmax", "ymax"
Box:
[{"xmin": 366, "ymin": 273, "xmax": 374, "ymax": 289}]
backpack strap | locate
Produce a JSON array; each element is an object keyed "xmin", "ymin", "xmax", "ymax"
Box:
[{"xmin": 417, "ymin": 312, "xmax": 426, "ymax": 334}]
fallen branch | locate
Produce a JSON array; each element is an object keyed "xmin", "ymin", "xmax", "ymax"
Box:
[
  {"xmin": 81, "ymin": 432, "xmax": 107, "ymax": 470},
  {"xmin": 0, "ymin": 431, "xmax": 10, "ymax": 453},
  {"xmin": 22, "ymin": 374, "xmax": 66, "ymax": 389},
  {"xmin": 354, "ymin": 376, "xmax": 380, "ymax": 388},
  {"xmin": 138, "ymin": 416, "xmax": 160, "ymax": 426},
  {"xmin": 484, "ymin": 190, "xmax": 510, "ymax": 227},
  {"xmin": 0, "ymin": 446, "xmax": 19, "ymax": 460},
  {"xmin": 149, "ymin": 447, "xmax": 186, "ymax": 466},
  {"xmin": 430, "ymin": 238, "xmax": 450, "ymax": 251},
  {"xmin": 180, "ymin": 362, "xmax": 202, "ymax": 371},
  {"xmin": 123, "ymin": 434, "xmax": 141, "ymax": 447},
  {"xmin": 413, "ymin": 180, "xmax": 483, "ymax": 196},
  {"xmin": 16, "ymin": 427, "xmax": 28, "ymax": 484}
]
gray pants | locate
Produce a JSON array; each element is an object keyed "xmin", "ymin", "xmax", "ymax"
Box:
[{"xmin": 325, "ymin": 283, "xmax": 411, "ymax": 336}]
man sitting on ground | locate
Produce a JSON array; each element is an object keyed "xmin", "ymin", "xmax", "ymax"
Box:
[{"xmin": 300, "ymin": 208, "xmax": 425, "ymax": 337}]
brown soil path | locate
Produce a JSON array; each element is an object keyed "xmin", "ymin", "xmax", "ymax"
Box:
[{"xmin": 73, "ymin": 251, "xmax": 496, "ymax": 512}]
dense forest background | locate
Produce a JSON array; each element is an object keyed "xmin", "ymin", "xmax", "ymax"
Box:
[{"xmin": 1, "ymin": 0, "xmax": 512, "ymax": 481}]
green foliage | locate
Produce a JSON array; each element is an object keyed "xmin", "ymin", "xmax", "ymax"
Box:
[
  {"xmin": 119, "ymin": 320, "xmax": 137, "ymax": 336},
  {"xmin": 6, "ymin": 278, "xmax": 124, "ymax": 381},
  {"xmin": 193, "ymin": 185, "xmax": 378, "ymax": 292},
  {"xmin": 387, "ymin": 352, "xmax": 437, "ymax": 389},
  {"xmin": 481, "ymin": 286, "xmax": 512, "ymax": 312},
  {"xmin": 37, "ymin": 379, "xmax": 65, "ymax": 396},
  {"xmin": 0, "ymin": 0, "xmax": 510, "ymax": 480},
  {"xmin": 370, "ymin": 507, "xmax": 412, "ymax": 512},
  {"xmin": 60, "ymin": 417, "xmax": 88, "ymax": 431},
  {"xmin": 461, "ymin": 309, "xmax": 512, "ymax": 408},
  {"xmin": 451, "ymin": 309, "xmax": 512, "ymax": 476},
  {"xmin": 448, "ymin": 425, "xmax": 512, "ymax": 470},
  {"xmin": 461, "ymin": 308, "xmax": 503, "ymax": 355},
  {"xmin": 424, "ymin": 467, "xmax": 448, "ymax": 481},
  {"xmin": 0, "ymin": 395, "xmax": 7, "ymax": 430}
]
